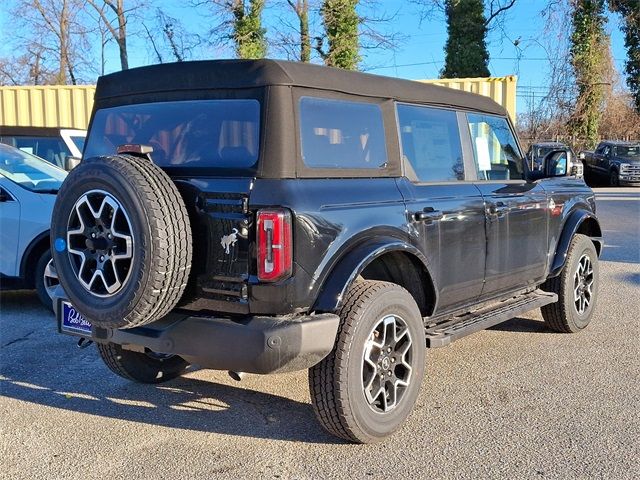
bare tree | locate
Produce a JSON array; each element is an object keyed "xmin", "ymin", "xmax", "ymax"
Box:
[
  {"xmin": 85, "ymin": 0, "xmax": 142, "ymax": 70},
  {"xmin": 0, "ymin": 43, "xmax": 56, "ymax": 85},
  {"xmin": 11, "ymin": 0, "xmax": 90, "ymax": 84},
  {"xmin": 142, "ymin": 8, "xmax": 203, "ymax": 63}
]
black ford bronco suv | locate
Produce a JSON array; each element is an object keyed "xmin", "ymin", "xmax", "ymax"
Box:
[{"xmin": 51, "ymin": 60, "xmax": 603, "ymax": 443}]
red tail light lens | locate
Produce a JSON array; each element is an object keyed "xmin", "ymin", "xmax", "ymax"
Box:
[{"xmin": 257, "ymin": 209, "xmax": 292, "ymax": 282}]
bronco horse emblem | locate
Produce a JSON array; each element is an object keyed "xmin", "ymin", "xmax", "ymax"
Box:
[{"xmin": 220, "ymin": 228, "xmax": 239, "ymax": 254}]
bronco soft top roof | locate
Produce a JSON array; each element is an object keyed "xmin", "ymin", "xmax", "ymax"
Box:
[{"xmin": 96, "ymin": 59, "xmax": 506, "ymax": 116}]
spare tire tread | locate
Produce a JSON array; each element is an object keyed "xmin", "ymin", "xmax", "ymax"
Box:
[{"xmin": 115, "ymin": 155, "xmax": 192, "ymax": 325}]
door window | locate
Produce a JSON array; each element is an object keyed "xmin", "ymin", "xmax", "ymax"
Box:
[
  {"xmin": 467, "ymin": 114, "xmax": 525, "ymax": 181},
  {"xmin": 397, "ymin": 104, "xmax": 464, "ymax": 182},
  {"xmin": 299, "ymin": 97, "xmax": 387, "ymax": 169}
]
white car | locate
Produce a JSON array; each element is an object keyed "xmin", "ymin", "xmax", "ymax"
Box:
[
  {"xmin": 0, "ymin": 143, "xmax": 66, "ymax": 309},
  {"xmin": 0, "ymin": 126, "xmax": 86, "ymax": 170}
]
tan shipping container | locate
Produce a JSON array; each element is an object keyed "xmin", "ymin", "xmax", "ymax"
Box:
[
  {"xmin": 418, "ymin": 75, "xmax": 517, "ymax": 121},
  {"xmin": 0, "ymin": 76, "xmax": 516, "ymax": 131},
  {"xmin": 0, "ymin": 85, "xmax": 96, "ymax": 130}
]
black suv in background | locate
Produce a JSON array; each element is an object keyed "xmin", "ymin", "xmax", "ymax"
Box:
[{"xmin": 51, "ymin": 60, "xmax": 602, "ymax": 443}]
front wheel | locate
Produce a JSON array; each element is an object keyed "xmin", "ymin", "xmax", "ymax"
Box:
[
  {"xmin": 541, "ymin": 234, "xmax": 599, "ymax": 333},
  {"xmin": 610, "ymin": 170, "xmax": 620, "ymax": 187},
  {"xmin": 309, "ymin": 280, "xmax": 426, "ymax": 443},
  {"xmin": 35, "ymin": 252, "xmax": 58, "ymax": 311},
  {"xmin": 97, "ymin": 342, "xmax": 189, "ymax": 383}
]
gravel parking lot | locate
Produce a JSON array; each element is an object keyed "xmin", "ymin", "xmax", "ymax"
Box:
[{"xmin": 1, "ymin": 187, "xmax": 639, "ymax": 480}]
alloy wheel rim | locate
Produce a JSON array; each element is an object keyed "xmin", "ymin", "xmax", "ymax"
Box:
[
  {"xmin": 66, "ymin": 189, "xmax": 134, "ymax": 297},
  {"xmin": 573, "ymin": 254, "xmax": 594, "ymax": 315},
  {"xmin": 361, "ymin": 314, "xmax": 413, "ymax": 413},
  {"xmin": 43, "ymin": 259, "xmax": 59, "ymax": 300}
]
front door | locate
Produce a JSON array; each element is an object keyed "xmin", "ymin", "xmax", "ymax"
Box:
[
  {"xmin": 0, "ymin": 180, "xmax": 21, "ymax": 276},
  {"xmin": 465, "ymin": 113, "xmax": 549, "ymax": 297},
  {"xmin": 396, "ymin": 104, "xmax": 486, "ymax": 312}
]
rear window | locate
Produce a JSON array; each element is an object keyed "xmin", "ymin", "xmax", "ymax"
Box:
[
  {"xmin": 299, "ymin": 97, "xmax": 387, "ymax": 169},
  {"xmin": 84, "ymin": 100, "xmax": 260, "ymax": 169}
]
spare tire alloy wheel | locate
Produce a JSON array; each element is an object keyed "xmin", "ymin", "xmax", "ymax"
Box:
[
  {"xmin": 67, "ymin": 190, "xmax": 134, "ymax": 297},
  {"xmin": 51, "ymin": 154, "xmax": 192, "ymax": 329}
]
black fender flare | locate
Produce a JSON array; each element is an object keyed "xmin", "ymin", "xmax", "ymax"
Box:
[
  {"xmin": 549, "ymin": 210, "xmax": 603, "ymax": 277},
  {"xmin": 312, "ymin": 237, "xmax": 435, "ymax": 313}
]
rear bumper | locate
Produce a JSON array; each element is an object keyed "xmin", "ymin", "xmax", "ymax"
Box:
[{"xmin": 54, "ymin": 296, "xmax": 340, "ymax": 375}]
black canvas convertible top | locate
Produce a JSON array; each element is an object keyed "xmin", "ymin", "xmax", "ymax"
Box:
[{"xmin": 96, "ymin": 59, "xmax": 506, "ymax": 116}]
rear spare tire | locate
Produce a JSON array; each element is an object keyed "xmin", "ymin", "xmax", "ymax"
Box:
[{"xmin": 50, "ymin": 154, "xmax": 192, "ymax": 329}]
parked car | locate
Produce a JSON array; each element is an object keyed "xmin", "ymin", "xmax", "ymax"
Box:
[
  {"xmin": 0, "ymin": 126, "xmax": 85, "ymax": 170},
  {"xmin": 51, "ymin": 60, "xmax": 602, "ymax": 443},
  {"xmin": 0, "ymin": 143, "xmax": 65, "ymax": 309},
  {"xmin": 581, "ymin": 140, "xmax": 640, "ymax": 186}
]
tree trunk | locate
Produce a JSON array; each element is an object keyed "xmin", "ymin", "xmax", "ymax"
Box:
[{"xmin": 116, "ymin": 0, "xmax": 128, "ymax": 70}]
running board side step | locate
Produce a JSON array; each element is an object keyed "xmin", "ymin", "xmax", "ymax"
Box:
[{"xmin": 425, "ymin": 290, "xmax": 557, "ymax": 348}]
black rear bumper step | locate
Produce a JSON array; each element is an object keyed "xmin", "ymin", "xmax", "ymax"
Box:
[{"xmin": 425, "ymin": 289, "xmax": 557, "ymax": 348}]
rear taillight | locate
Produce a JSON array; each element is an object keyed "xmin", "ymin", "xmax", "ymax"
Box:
[{"xmin": 257, "ymin": 209, "xmax": 292, "ymax": 282}]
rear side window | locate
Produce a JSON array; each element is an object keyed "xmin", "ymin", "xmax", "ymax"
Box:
[
  {"xmin": 84, "ymin": 100, "xmax": 260, "ymax": 169},
  {"xmin": 299, "ymin": 97, "xmax": 387, "ymax": 169},
  {"xmin": 397, "ymin": 104, "xmax": 464, "ymax": 182},
  {"xmin": 467, "ymin": 113, "xmax": 524, "ymax": 181}
]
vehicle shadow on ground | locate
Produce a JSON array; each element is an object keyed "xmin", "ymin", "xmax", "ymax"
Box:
[
  {"xmin": 488, "ymin": 316, "xmax": 548, "ymax": 334},
  {"xmin": 0, "ymin": 290, "xmax": 340, "ymax": 445},
  {"xmin": 0, "ymin": 369, "xmax": 340, "ymax": 444}
]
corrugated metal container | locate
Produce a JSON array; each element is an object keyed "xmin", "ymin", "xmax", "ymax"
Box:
[
  {"xmin": 418, "ymin": 75, "xmax": 517, "ymax": 121},
  {"xmin": 0, "ymin": 85, "xmax": 96, "ymax": 130},
  {"xmin": 0, "ymin": 77, "xmax": 517, "ymax": 130}
]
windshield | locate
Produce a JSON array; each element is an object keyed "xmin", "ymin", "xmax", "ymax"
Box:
[
  {"xmin": 614, "ymin": 145, "xmax": 640, "ymax": 158},
  {"xmin": 0, "ymin": 143, "xmax": 67, "ymax": 192},
  {"xmin": 0, "ymin": 135, "xmax": 71, "ymax": 168},
  {"xmin": 84, "ymin": 99, "xmax": 260, "ymax": 170}
]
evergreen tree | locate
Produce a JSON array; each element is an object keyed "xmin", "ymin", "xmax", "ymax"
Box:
[
  {"xmin": 233, "ymin": 0, "xmax": 267, "ymax": 59},
  {"xmin": 318, "ymin": 0, "xmax": 360, "ymax": 70},
  {"xmin": 441, "ymin": 0, "xmax": 490, "ymax": 78},
  {"xmin": 609, "ymin": 0, "xmax": 640, "ymax": 112},
  {"xmin": 568, "ymin": 0, "xmax": 608, "ymax": 148}
]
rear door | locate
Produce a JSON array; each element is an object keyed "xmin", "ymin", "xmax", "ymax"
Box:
[
  {"xmin": 465, "ymin": 113, "xmax": 549, "ymax": 297},
  {"xmin": 396, "ymin": 105, "xmax": 486, "ymax": 311}
]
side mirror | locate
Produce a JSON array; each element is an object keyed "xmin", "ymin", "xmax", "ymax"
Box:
[
  {"xmin": 65, "ymin": 156, "xmax": 81, "ymax": 170},
  {"xmin": 543, "ymin": 150, "xmax": 569, "ymax": 177}
]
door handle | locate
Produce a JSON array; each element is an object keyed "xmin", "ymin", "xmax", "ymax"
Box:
[
  {"xmin": 488, "ymin": 202, "xmax": 508, "ymax": 217},
  {"xmin": 413, "ymin": 209, "xmax": 443, "ymax": 222}
]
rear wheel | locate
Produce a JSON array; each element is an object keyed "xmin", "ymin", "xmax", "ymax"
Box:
[
  {"xmin": 309, "ymin": 280, "xmax": 425, "ymax": 443},
  {"xmin": 541, "ymin": 234, "xmax": 599, "ymax": 333},
  {"xmin": 97, "ymin": 342, "xmax": 189, "ymax": 384}
]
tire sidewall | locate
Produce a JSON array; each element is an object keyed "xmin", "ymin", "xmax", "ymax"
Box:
[
  {"xmin": 51, "ymin": 158, "xmax": 153, "ymax": 326},
  {"xmin": 343, "ymin": 287, "xmax": 425, "ymax": 441},
  {"xmin": 34, "ymin": 250, "xmax": 53, "ymax": 311},
  {"xmin": 563, "ymin": 236, "xmax": 599, "ymax": 330}
]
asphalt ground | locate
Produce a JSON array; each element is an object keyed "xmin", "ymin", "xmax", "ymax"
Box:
[{"xmin": 1, "ymin": 187, "xmax": 639, "ymax": 480}]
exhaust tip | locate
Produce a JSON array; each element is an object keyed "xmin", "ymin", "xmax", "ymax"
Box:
[{"xmin": 228, "ymin": 370, "xmax": 246, "ymax": 382}]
